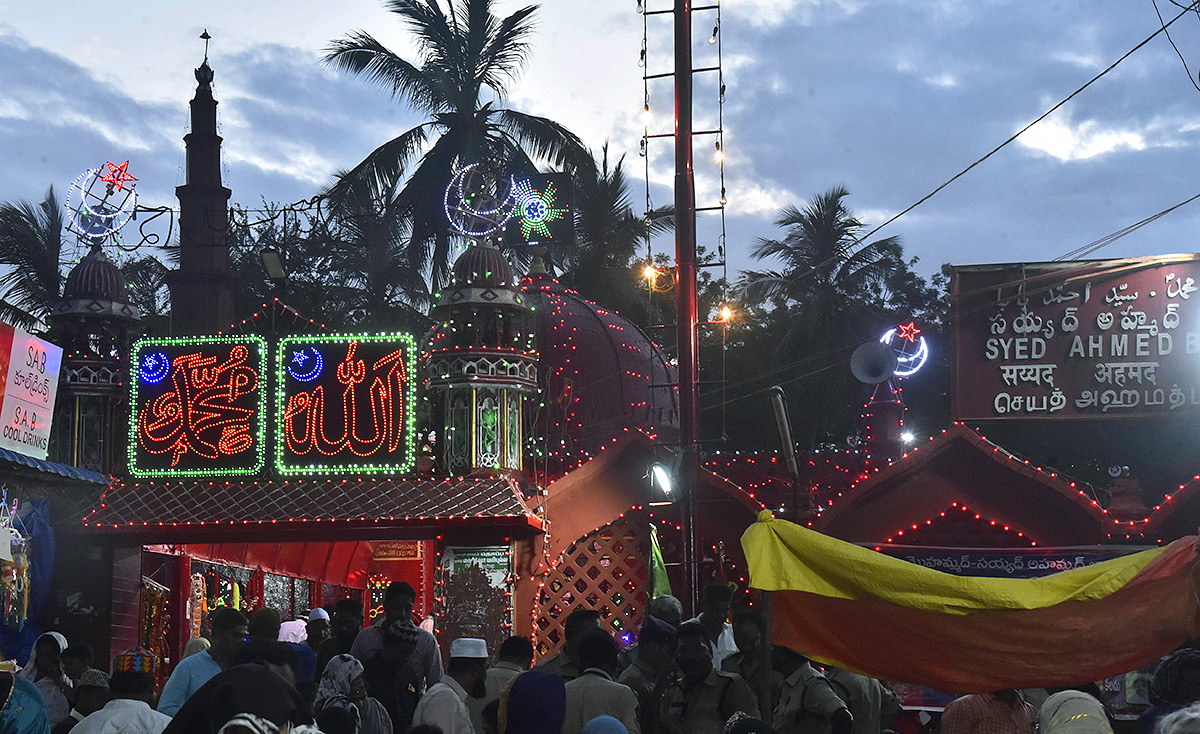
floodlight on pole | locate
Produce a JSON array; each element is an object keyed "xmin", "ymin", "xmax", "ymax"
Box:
[
  {"xmin": 651, "ymin": 463, "xmax": 675, "ymax": 499},
  {"xmin": 259, "ymin": 247, "xmax": 286, "ymax": 281}
]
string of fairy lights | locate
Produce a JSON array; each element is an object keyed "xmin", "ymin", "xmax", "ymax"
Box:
[{"xmin": 638, "ymin": 0, "xmax": 733, "ymax": 439}]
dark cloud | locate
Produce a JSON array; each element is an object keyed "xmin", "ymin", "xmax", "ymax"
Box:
[
  {"xmin": 3, "ymin": 1, "xmax": 1200, "ymax": 283},
  {"xmin": 715, "ymin": 0, "xmax": 1200, "ymax": 274},
  {"xmin": 0, "ymin": 33, "xmax": 182, "ymax": 209}
]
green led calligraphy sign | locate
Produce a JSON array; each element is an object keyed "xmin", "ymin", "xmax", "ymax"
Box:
[
  {"xmin": 276, "ymin": 333, "xmax": 417, "ymax": 475},
  {"xmin": 504, "ymin": 173, "xmax": 575, "ymax": 248}
]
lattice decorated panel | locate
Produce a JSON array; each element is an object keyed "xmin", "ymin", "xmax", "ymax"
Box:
[{"xmin": 534, "ymin": 515, "xmax": 650, "ymax": 657}]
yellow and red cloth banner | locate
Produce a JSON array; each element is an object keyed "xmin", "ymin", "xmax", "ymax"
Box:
[{"xmin": 741, "ymin": 510, "xmax": 1200, "ymax": 692}]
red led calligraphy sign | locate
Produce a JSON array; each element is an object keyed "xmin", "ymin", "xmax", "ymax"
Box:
[
  {"xmin": 276, "ymin": 334, "xmax": 417, "ymax": 474},
  {"xmin": 129, "ymin": 336, "xmax": 267, "ymax": 478}
]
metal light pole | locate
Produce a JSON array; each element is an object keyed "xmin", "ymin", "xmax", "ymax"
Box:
[{"xmin": 673, "ymin": 0, "xmax": 701, "ymax": 615}]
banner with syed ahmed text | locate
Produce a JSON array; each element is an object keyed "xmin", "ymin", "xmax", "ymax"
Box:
[
  {"xmin": 951, "ymin": 255, "xmax": 1200, "ymax": 420},
  {"xmin": 0, "ymin": 324, "xmax": 62, "ymax": 460},
  {"xmin": 743, "ymin": 511, "xmax": 1200, "ymax": 692}
]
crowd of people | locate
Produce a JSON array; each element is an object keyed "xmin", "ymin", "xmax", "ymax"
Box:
[{"xmin": 1, "ymin": 580, "xmax": 1197, "ymax": 734}]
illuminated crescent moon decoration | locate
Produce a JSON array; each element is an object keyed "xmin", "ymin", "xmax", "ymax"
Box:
[
  {"xmin": 138, "ymin": 352, "xmax": 170, "ymax": 385},
  {"xmin": 879, "ymin": 321, "xmax": 929, "ymax": 377},
  {"xmin": 286, "ymin": 347, "xmax": 324, "ymax": 382},
  {"xmin": 65, "ymin": 163, "xmax": 139, "ymax": 241},
  {"xmin": 443, "ymin": 163, "xmax": 516, "ymax": 238}
]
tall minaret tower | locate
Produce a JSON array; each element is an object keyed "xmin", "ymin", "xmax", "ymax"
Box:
[{"xmin": 170, "ymin": 38, "xmax": 233, "ymax": 334}]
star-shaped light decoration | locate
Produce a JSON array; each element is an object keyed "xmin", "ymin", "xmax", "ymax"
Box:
[
  {"xmin": 897, "ymin": 321, "xmax": 921, "ymax": 343},
  {"xmin": 101, "ymin": 161, "xmax": 137, "ymax": 192},
  {"xmin": 513, "ymin": 179, "xmax": 568, "ymax": 241},
  {"xmin": 292, "ymin": 351, "xmax": 309, "ymax": 366}
]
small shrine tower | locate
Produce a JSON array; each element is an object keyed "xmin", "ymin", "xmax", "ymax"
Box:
[
  {"xmin": 423, "ymin": 244, "xmax": 537, "ymax": 474},
  {"xmin": 169, "ymin": 49, "xmax": 233, "ymax": 334},
  {"xmin": 48, "ymin": 243, "xmax": 142, "ymax": 473}
]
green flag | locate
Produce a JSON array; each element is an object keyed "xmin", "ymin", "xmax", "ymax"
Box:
[{"xmin": 649, "ymin": 523, "xmax": 671, "ymax": 599}]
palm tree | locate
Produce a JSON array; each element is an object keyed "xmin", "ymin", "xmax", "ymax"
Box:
[
  {"xmin": 0, "ymin": 188, "xmax": 66, "ymax": 331},
  {"xmin": 329, "ymin": 196, "xmax": 433, "ymax": 332},
  {"xmin": 323, "ymin": 0, "xmax": 590, "ymax": 290},
  {"xmin": 739, "ymin": 186, "xmax": 900, "ymax": 351},
  {"xmin": 567, "ymin": 144, "xmax": 648, "ymax": 273},
  {"xmin": 738, "ymin": 186, "xmax": 902, "ymax": 446},
  {"xmin": 551, "ymin": 143, "xmax": 676, "ymax": 330}
]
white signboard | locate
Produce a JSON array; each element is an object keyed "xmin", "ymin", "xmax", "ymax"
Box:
[{"xmin": 0, "ymin": 325, "xmax": 62, "ymax": 459}]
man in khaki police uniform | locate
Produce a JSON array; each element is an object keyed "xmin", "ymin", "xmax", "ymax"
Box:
[
  {"xmin": 771, "ymin": 645, "xmax": 852, "ymax": 734},
  {"xmin": 658, "ymin": 622, "xmax": 759, "ymax": 734}
]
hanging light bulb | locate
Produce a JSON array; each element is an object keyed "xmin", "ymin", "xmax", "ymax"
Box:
[
  {"xmin": 637, "ymin": 0, "xmax": 643, "ymax": 11},
  {"xmin": 643, "ymin": 100, "xmax": 651, "ymax": 126},
  {"xmin": 638, "ymin": 47, "xmax": 646, "ymax": 67},
  {"xmin": 719, "ymin": 83, "xmax": 727, "ymax": 103},
  {"xmin": 720, "ymin": 187, "xmax": 727, "ymax": 205},
  {"xmin": 714, "ymin": 140, "xmax": 724, "ymax": 163},
  {"xmin": 720, "ymin": 305, "xmax": 733, "ymax": 322},
  {"xmin": 709, "ymin": 21, "xmax": 719, "ymax": 44},
  {"xmin": 639, "ymin": 138, "xmax": 647, "ymax": 157}
]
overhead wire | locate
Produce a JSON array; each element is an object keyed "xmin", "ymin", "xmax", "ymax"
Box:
[
  {"xmin": 700, "ymin": 192, "xmax": 1200, "ymax": 413},
  {"xmin": 1154, "ymin": 0, "xmax": 1200, "ymax": 92},
  {"xmin": 770, "ymin": 1, "xmax": 1200, "ymax": 294}
]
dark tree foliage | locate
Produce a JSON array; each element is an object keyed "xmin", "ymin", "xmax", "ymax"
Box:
[
  {"xmin": 0, "ymin": 187, "xmax": 65, "ymax": 331},
  {"xmin": 726, "ymin": 187, "xmax": 949, "ymax": 450},
  {"xmin": 225, "ymin": 200, "xmax": 432, "ymax": 334}
]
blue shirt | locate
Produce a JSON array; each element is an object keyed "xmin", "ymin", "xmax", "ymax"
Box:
[
  {"xmin": 157, "ymin": 651, "xmax": 221, "ymax": 716},
  {"xmin": 287, "ymin": 642, "xmax": 317, "ymax": 682}
]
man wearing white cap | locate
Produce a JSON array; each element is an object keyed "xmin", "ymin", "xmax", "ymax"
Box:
[
  {"xmin": 413, "ymin": 638, "xmax": 489, "ymax": 734},
  {"xmin": 306, "ymin": 608, "xmax": 331, "ymax": 654}
]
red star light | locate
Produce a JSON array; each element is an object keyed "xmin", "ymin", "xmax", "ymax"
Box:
[
  {"xmin": 101, "ymin": 160, "xmax": 137, "ymax": 191},
  {"xmin": 897, "ymin": 321, "xmax": 921, "ymax": 342}
]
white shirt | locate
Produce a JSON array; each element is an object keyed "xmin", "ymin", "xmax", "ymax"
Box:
[
  {"xmin": 686, "ymin": 616, "xmax": 738, "ymax": 668},
  {"xmin": 413, "ymin": 676, "xmax": 474, "ymax": 734},
  {"xmin": 72, "ymin": 700, "xmax": 173, "ymax": 734}
]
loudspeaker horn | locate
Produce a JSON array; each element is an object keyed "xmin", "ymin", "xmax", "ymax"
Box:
[{"xmin": 850, "ymin": 340, "xmax": 898, "ymax": 384}]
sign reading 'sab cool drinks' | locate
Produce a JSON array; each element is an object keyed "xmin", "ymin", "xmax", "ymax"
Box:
[{"xmin": 0, "ymin": 324, "xmax": 62, "ymax": 460}]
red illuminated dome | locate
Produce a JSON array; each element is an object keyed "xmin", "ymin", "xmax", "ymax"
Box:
[{"xmin": 519, "ymin": 269, "xmax": 679, "ymax": 470}]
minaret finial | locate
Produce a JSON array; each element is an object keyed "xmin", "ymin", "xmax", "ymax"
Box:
[{"xmin": 195, "ymin": 30, "xmax": 214, "ymax": 89}]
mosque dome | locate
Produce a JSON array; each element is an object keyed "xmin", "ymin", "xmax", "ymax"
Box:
[
  {"xmin": 451, "ymin": 244, "xmax": 515, "ymax": 289},
  {"xmin": 63, "ymin": 248, "xmax": 130, "ymax": 304},
  {"xmin": 518, "ymin": 271, "xmax": 679, "ymax": 469},
  {"xmin": 51, "ymin": 247, "xmax": 140, "ymax": 324}
]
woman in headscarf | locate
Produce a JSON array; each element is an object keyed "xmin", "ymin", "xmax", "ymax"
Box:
[
  {"xmin": 181, "ymin": 638, "xmax": 210, "ymax": 661},
  {"xmin": 216, "ymin": 713, "xmax": 321, "ymax": 734},
  {"xmin": 19, "ymin": 633, "xmax": 70, "ymax": 727},
  {"xmin": 1038, "ymin": 690, "xmax": 1112, "ymax": 734},
  {"xmin": 581, "ymin": 716, "xmax": 628, "ymax": 734},
  {"xmin": 316, "ymin": 655, "xmax": 392, "ymax": 734}
]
